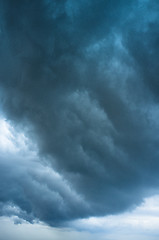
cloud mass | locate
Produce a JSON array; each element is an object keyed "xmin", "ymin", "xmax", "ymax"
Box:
[{"xmin": 0, "ymin": 0, "xmax": 159, "ymax": 227}]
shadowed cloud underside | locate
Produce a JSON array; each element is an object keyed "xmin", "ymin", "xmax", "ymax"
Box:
[{"xmin": 0, "ymin": 0, "xmax": 159, "ymax": 226}]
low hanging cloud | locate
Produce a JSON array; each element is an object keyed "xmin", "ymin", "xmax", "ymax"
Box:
[{"xmin": 0, "ymin": 0, "xmax": 159, "ymax": 226}]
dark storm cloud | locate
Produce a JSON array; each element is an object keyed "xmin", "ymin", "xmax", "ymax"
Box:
[
  {"xmin": 123, "ymin": 1, "xmax": 159, "ymax": 100},
  {"xmin": 0, "ymin": 0, "xmax": 159, "ymax": 226}
]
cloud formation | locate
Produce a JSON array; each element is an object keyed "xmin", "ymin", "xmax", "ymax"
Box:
[{"xmin": 0, "ymin": 0, "xmax": 159, "ymax": 226}]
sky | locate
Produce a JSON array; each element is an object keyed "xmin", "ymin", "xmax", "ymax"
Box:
[{"xmin": 0, "ymin": 0, "xmax": 159, "ymax": 239}]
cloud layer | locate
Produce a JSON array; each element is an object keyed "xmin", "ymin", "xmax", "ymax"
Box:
[{"xmin": 0, "ymin": 0, "xmax": 159, "ymax": 226}]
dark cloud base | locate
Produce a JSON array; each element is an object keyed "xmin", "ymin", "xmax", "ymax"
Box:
[{"xmin": 0, "ymin": 0, "xmax": 159, "ymax": 226}]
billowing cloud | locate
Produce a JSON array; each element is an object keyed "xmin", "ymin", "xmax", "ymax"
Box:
[{"xmin": 0, "ymin": 0, "xmax": 159, "ymax": 227}]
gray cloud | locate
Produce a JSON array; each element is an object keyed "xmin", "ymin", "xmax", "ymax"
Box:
[{"xmin": 0, "ymin": 0, "xmax": 159, "ymax": 226}]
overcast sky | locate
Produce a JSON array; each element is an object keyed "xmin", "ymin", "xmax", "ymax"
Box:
[{"xmin": 0, "ymin": 0, "xmax": 159, "ymax": 239}]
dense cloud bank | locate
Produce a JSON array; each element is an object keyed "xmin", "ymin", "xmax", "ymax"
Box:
[{"xmin": 0, "ymin": 0, "xmax": 159, "ymax": 226}]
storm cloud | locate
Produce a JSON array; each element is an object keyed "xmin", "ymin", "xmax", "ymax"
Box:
[{"xmin": 0, "ymin": 0, "xmax": 159, "ymax": 226}]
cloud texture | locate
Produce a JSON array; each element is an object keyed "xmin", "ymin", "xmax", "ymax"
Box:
[{"xmin": 0, "ymin": 0, "xmax": 159, "ymax": 226}]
